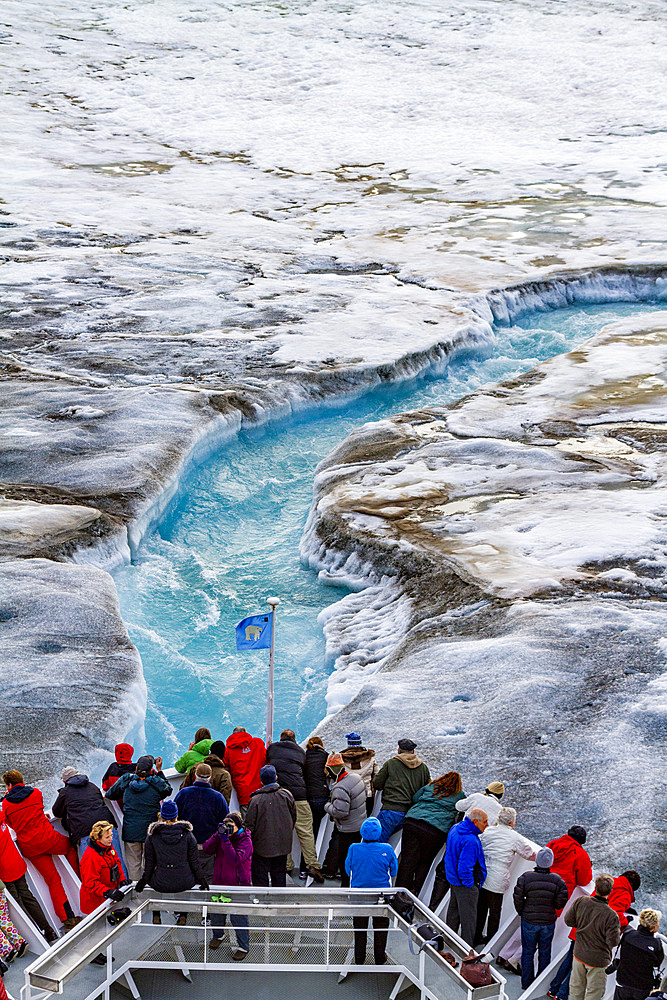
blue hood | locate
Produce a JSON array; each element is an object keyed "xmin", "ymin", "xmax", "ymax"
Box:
[{"xmin": 361, "ymin": 817, "xmax": 382, "ymax": 841}]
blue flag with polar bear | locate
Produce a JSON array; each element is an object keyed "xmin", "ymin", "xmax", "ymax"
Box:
[{"xmin": 235, "ymin": 612, "xmax": 273, "ymax": 651}]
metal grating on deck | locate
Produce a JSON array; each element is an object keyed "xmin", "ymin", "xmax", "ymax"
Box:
[{"xmin": 129, "ymin": 968, "xmax": 406, "ymax": 1000}]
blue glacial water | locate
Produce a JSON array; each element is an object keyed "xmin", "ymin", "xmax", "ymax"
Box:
[{"xmin": 113, "ymin": 302, "xmax": 665, "ymax": 761}]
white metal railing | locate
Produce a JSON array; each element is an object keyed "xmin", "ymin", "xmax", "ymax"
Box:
[{"xmin": 21, "ymin": 887, "xmax": 506, "ymax": 1000}]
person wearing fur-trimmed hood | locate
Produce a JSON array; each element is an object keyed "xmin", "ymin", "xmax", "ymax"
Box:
[{"xmin": 135, "ymin": 800, "xmax": 208, "ymax": 924}]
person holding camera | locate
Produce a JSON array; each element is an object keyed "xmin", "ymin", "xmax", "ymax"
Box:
[
  {"xmin": 614, "ymin": 908, "xmax": 664, "ymax": 1000},
  {"xmin": 79, "ymin": 821, "xmax": 129, "ymax": 915},
  {"xmin": 202, "ymin": 812, "xmax": 252, "ymax": 960}
]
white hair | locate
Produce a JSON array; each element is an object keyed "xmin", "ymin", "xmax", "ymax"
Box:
[{"xmin": 498, "ymin": 807, "xmax": 516, "ymax": 826}]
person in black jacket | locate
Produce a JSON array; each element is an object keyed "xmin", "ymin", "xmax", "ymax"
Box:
[
  {"xmin": 266, "ymin": 731, "xmax": 323, "ymax": 883},
  {"xmin": 514, "ymin": 847, "xmax": 568, "ymax": 989},
  {"xmin": 135, "ymin": 799, "xmax": 208, "ymax": 925},
  {"xmin": 52, "ymin": 768, "xmax": 119, "ymax": 858},
  {"xmin": 615, "ymin": 908, "xmax": 664, "ymax": 1000},
  {"xmin": 300, "ymin": 737, "xmax": 329, "ymax": 878}
]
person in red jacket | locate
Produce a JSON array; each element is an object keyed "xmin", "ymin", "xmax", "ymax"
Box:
[
  {"xmin": 101, "ymin": 744, "xmax": 136, "ymax": 793},
  {"xmin": 547, "ymin": 826, "xmax": 593, "ymax": 899},
  {"xmin": 0, "ymin": 818, "xmax": 56, "ymax": 942},
  {"xmin": 79, "ymin": 821, "xmax": 127, "ymax": 915},
  {"xmin": 223, "ymin": 729, "xmax": 266, "ymax": 813},
  {"xmin": 1, "ymin": 769, "xmax": 80, "ymax": 929}
]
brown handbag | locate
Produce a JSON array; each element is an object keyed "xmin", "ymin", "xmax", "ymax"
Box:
[{"xmin": 460, "ymin": 950, "xmax": 495, "ymax": 987}]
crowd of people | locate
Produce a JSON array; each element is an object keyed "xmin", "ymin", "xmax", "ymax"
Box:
[{"xmin": 0, "ymin": 726, "xmax": 664, "ymax": 999}]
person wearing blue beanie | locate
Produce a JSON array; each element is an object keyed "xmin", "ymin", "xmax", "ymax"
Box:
[
  {"xmin": 160, "ymin": 799, "xmax": 178, "ymax": 820},
  {"xmin": 345, "ymin": 817, "xmax": 398, "ymax": 965}
]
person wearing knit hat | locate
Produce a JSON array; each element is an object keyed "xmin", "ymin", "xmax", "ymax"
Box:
[
  {"xmin": 174, "ymin": 761, "xmax": 228, "ymax": 883},
  {"xmin": 52, "ymin": 767, "xmax": 119, "ymax": 860},
  {"xmin": 136, "ymin": 797, "xmax": 208, "ymax": 919},
  {"xmin": 244, "ymin": 763, "xmax": 296, "ymax": 887},
  {"xmin": 324, "ymin": 756, "xmax": 366, "ymax": 887},
  {"xmin": 340, "ymin": 736, "xmax": 377, "ymax": 819},
  {"xmin": 160, "ymin": 799, "xmax": 178, "ymax": 820},
  {"xmin": 513, "ymin": 848, "xmax": 568, "ymax": 990},
  {"xmin": 455, "ymin": 780, "xmax": 506, "ymax": 825}
]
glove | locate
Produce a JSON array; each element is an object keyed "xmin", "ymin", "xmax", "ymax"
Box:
[
  {"xmin": 104, "ymin": 889, "xmax": 125, "ymax": 902},
  {"xmin": 626, "ymin": 907, "xmax": 637, "ymax": 916},
  {"xmin": 134, "ymin": 880, "xmax": 147, "ymax": 893},
  {"xmin": 118, "ymin": 879, "xmax": 131, "ymax": 888},
  {"xmin": 199, "ymin": 883, "xmax": 210, "ymax": 892}
]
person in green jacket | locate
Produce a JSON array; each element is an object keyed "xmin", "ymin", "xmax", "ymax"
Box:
[
  {"xmin": 174, "ymin": 728, "xmax": 214, "ymax": 774},
  {"xmin": 373, "ymin": 739, "xmax": 430, "ymax": 842},
  {"xmin": 396, "ymin": 771, "xmax": 465, "ymax": 896}
]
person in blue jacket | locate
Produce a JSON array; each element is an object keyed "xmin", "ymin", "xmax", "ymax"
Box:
[
  {"xmin": 345, "ymin": 817, "xmax": 398, "ymax": 966},
  {"xmin": 444, "ymin": 807, "xmax": 488, "ymax": 946},
  {"xmin": 174, "ymin": 763, "xmax": 228, "ymax": 882}
]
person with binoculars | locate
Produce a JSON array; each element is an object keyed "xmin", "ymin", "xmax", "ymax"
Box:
[{"xmin": 202, "ymin": 812, "xmax": 253, "ymax": 960}]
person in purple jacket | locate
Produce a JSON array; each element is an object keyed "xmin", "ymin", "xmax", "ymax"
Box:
[{"xmin": 202, "ymin": 812, "xmax": 252, "ymax": 960}]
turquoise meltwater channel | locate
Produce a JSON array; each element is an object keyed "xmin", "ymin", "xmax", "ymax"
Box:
[{"xmin": 114, "ymin": 302, "xmax": 665, "ymax": 759}]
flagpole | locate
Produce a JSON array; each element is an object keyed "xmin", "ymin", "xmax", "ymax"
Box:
[{"xmin": 266, "ymin": 597, "xmax": 280, "ymax": 747}]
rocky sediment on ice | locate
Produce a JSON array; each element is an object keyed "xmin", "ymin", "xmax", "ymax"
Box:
[{"xmin": 303, "ymin": 313, "xmax": 667, "ymax": 883}]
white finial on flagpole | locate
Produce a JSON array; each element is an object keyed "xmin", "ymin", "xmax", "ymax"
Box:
[{"xmin": 266, "ymin": 597, "xmax": 280, "ymax": 747}]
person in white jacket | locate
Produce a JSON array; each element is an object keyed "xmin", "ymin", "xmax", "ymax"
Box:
[
  {"xmin": 475, "ymin": 806, "xmax": 536, "ymax": 945},
  {"xmin": 455, "ymin": 781, "xmax": 506, "ymax": 825}
]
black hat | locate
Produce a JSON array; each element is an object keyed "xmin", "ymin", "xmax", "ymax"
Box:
[
  {"xmin": 568, "ymin": 825, "xmax": 587, "ymax": 845},
  {"xmin": 398, "ymin": 739, "xmax": 417, "ymax": 753},
  {"xmin": 210, "ymin": 740, "xmax": 226, "ymax": 758},
  {"xmin": 136, "ymin": 754, "xmax": 154, "ymax": 777}
]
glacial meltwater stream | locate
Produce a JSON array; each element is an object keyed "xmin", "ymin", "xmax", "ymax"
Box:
[{"xmin": 114, "ymin": 301, "xmax": 665, "ymax": 758}]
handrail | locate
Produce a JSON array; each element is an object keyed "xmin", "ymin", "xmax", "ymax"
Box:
[{"xmin": 23, "ymin": 887, "xmax": 505, "ymax": 999}]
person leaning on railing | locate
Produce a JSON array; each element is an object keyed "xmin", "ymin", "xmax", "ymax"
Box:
[
  {"xmin": 1, "ymin": 769, "xmax": 81, "ymax": 931},
  {"xmin": 476, "ymin": 806, "xmax": 536, "ymax": 946},
  {"xmin": 396, "ymin": 770, "xmax": 466, "ymax": 899},
  {"xmin": 0, "ymin": 812, "xmax": 57, "ymax": 943}
]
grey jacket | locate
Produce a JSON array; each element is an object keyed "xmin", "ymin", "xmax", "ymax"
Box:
[
  {"xmin": 324, "ymin": 772, "xmax": 366, "ymax": 833},
  {"xmin": 245, "ymin": 783, "xmax": 296, "ymax": 857}
]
